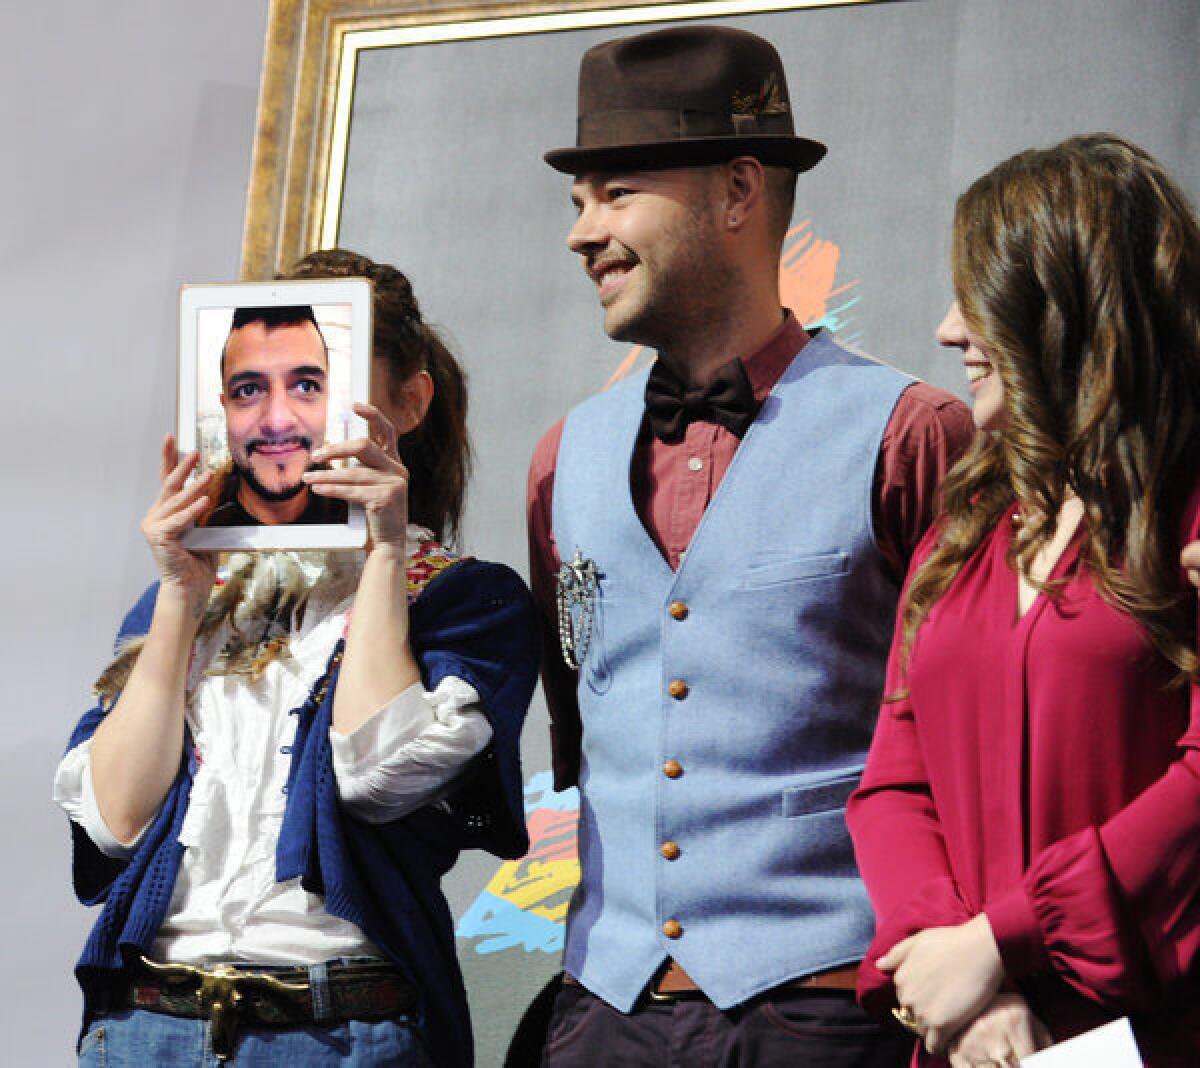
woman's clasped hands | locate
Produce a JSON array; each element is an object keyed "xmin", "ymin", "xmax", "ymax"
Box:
[{"xmin": 878, "ymin": 914, "xmax": 1051, "ymax": 1064}]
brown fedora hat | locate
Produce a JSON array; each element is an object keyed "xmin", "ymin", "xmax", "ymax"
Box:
[{"xmin": 544, "ymin": 24, "xmax": 826, "ymax": 175}]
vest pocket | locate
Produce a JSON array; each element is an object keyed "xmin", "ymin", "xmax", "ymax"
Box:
[
  {"xmin": 781, "ymin": 771, "xmax": 861, "ymax": 818},
  {"xmin": 739, "ymin": 551, "xmax": 849, "ymax": 589}
]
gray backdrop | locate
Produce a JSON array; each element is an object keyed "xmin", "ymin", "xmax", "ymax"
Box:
[{"xmin": 4, "ymin": 0, "xmax": 1197, "ymax": 1065}]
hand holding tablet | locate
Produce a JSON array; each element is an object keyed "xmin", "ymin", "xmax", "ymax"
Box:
[{"xmin": 303, "ymin": 400, "xmax": 415, "ymax": 553}]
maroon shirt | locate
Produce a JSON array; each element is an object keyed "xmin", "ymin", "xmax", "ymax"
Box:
[{"xmin": 527, "ymin": 315, "xmax": 975, "ymax": 788}]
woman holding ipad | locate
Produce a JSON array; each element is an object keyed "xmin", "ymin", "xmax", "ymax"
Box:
[
  {"xmin": 848, "ymin": 135, "xmax": 1200, "ymax": 1067},
  {"xmin": 55, "ymin": 249, "xmax": 538, "ymax": 1067}
]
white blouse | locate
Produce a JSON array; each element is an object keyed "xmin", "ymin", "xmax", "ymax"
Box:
[{"xmin": 53, "ymin": 545, "xmax": 491, "ymax": 964}]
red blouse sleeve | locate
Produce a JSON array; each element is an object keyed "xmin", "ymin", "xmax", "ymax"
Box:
[
  {"xmin": 985, "ymin": 710, "xmax": 1200, "ymax": 1011},
  {"xmin": 984, "ymin": 487, "xmax": 1200, "ymax": 1012},
  {"xmin": 847, "ymin": 525, "xmax": 973, "ymax": 1013}
]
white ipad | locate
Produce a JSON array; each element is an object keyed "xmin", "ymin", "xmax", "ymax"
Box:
[{"xmin": 178, "ymin": 278, "xmax": 372, "ymax": 550}]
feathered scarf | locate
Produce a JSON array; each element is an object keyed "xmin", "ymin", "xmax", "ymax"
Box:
[{"xmin": 93, "ymin": 550, "xmax": 362, "ymax": 703}]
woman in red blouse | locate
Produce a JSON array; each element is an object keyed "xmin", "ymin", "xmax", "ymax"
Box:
[{"xmin": 847, "ymin": 134, "xmax": 1200, "ymax": 1068}]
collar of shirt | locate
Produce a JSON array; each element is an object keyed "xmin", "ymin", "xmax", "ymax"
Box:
[{"xmin": 742, "ymin": 311, "xmax": 811, "ymax": 404}]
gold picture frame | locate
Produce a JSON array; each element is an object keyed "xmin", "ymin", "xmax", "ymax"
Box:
[{"xmin": 239, "ymin": 0, "xmax": 883, "ymax": 279}]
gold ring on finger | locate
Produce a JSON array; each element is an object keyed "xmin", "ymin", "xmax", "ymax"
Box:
[{"xmin": 891, "ymin": 1005, "xmax": 922, "ymax": 1036}]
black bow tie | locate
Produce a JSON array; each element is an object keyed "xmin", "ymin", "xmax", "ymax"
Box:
[{"xmin": 644, "ymin": 357, "xmax": 758, "ymax": 443}]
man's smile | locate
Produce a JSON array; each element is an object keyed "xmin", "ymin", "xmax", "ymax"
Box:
[
  {"xmin": 588, "ymin": 254, "xmax": 638, "ymax": 302},
  {"xmin": 253, "ymin": 442, "xmax": 305, "ymax": 458},
  {"xmin": 246, "ymin": 435, "xmax": 312, "ymax": 460}
]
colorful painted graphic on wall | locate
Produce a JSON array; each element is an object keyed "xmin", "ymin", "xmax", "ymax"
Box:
[
  {"xmin": 456, "ymin": 220, "xmax": 858, "ymax": 956},
  {"xmin": 457, "ymin": 772, "xmax": 580, "ymax": 954}
]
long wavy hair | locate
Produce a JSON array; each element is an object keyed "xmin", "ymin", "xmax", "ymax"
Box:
[
  {"xmin": 286, "ymin": 248, "xmax": 471, "ymax": 543},
  {"xmin": 900, "ymin": 133, "xmax": 1200, "ymax": 686}
]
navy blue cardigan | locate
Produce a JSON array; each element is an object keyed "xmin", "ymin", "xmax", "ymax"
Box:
[{"xmin": 66, "ymin": 557, "xmax": 539, "ymax": 1068}]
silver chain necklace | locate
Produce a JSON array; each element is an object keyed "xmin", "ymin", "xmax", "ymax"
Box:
[{"xmin": 556, "ymin": 548, "xmax": 599, "ymax": 669}]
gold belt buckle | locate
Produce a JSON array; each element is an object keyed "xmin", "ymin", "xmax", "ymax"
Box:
[
  {"xmin": 139, "ymin": 956, "xmax": 308, "ymax": 1061},
  {"xmin": 202, "ymin": 965, "xmax": 245, "ymax": 1062}
]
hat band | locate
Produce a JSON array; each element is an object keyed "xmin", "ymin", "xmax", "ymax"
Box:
[{"xmin": 576, "ymin": 107, "xmax": 794, "ymax": 147}]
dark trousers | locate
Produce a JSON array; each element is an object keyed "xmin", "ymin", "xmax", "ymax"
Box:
[{"xmin": 540, "ymin": 981, "xmax": 915, "ymax": 1068}]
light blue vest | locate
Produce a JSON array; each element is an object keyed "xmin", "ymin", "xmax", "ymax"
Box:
[{"xmin": 552, "ymin": 331, "xmax": 911, "ymax": 1011}]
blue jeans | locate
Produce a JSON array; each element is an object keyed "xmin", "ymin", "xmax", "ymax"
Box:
[{"xmin": 78, "ymin": 1008, "xmax": 434, "ymax": 1067}]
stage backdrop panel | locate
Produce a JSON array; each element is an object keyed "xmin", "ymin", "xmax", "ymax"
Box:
[{"xmin": 243, "ymin": 0, "xmax": 1198, "ymax": 1061}]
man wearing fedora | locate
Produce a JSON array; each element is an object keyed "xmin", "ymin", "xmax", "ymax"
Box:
[{"xmin": 527, "ymin": 23, "xmax": 973, "ymax": 1065}]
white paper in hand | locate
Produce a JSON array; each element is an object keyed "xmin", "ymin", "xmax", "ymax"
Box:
[{"xmin": 1021, "ymin": 1018, "xmax": 1143, "ymax": 1067}]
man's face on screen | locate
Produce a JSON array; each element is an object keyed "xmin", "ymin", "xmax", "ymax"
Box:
[{"xmin": 220, "ymin": 319, "xmax": 329, "ymax": 509}]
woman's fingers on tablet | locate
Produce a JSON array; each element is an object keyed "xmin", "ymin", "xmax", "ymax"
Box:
[
  {"xmin": 158, "ymin": 448, "xmax": 200, "ymax": 501},
  {"xmin": 311, "ymin": 438, "xmax": 397, "ymax": 471},
  {"xmin": 159, "ymin": 435, "xmax": 178, "ymax": 483},
  {"xmin": 352, "ymin": 401, "xmax": 399, "ymax": 451},
  {"xmin": 158, "ymin": 494, "xmax": 213, "ymax": 535},
  {"xmin": 152, "ymin": 469, "xmax": 211, "ymax": 525},
  {"xmin": 162, "ymin": 470, "xmax": 213, "ymax": 514},
  {"xmin": 304, "ymin": 465, "xmax": 391, "ymax": 485}
]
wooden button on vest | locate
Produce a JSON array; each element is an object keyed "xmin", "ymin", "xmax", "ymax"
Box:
[
  {"xmin": 668, "ymin": 679, "xmax": 689, "ymax": 699},
  {"xmin": 662, "ymin": 919, "xmax": 683, "ymax": 939},
  {"xmin": 660, "ymin": 841, "xmax": 681, "ymax": 861},
  {"xmin": 668, "ymin": 600, "xmax": 689, "ymax": 621},
  {"xmin": 663, "ymin": 760, "xmax": 683, "ymax": 779}
]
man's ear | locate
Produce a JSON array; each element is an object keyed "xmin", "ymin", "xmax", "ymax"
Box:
[
  {"xmin": 723, "ymin": 156, "xmax": 767, "ymax": 231},
  {"xmin": 392, "ymin": 369, "xmax": 435, "ymax": 435}
]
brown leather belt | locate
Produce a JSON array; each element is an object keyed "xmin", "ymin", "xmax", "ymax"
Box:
[
  {"xmin": 648, "ymin": 960, "xmax": 860, "ymax": 1002},
  {"xmin": 101, "ymin": 955, "xmax": 417, "ymax": 1061},
  {"xmin": 565, "ymin": 959, "xmax": 861, "ymax": 1004}
]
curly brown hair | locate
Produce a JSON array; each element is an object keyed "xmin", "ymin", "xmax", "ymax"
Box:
[
  {"xmin": 900, "ymin": 134, "xmax": 1200, "ymax": 687},
  {"xmin": 284, "ymin": 248, "xmax": 471, "ymax": 542}
]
